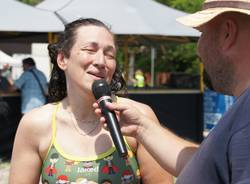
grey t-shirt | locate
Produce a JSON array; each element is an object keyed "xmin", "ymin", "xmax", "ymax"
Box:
[{"xmin": 176, "ymin": 87, "xmax": 250, "ymax": 184}]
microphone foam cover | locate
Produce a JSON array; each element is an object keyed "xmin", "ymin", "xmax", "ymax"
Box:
[{"xmin": 92, "ymin": 79, "xmax": 111, "ymax": 100}]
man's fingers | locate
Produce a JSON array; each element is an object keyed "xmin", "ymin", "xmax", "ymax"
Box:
[
  {"xmin": 105, "ymin": 101, "xmax": 128, "ymax": 112},
  {"xmin": 99, "ymin": 117, "xmax": 109, "ymax": 131},
  {"xmin": 99, "ymin": 116, "xmax": 106, "ymax": 123},
  {"xmin": 94, "ymin": 108, "xmax": 102, "ymax": 115},
  {"xmin": 93, "ymin": 102, "xmax": 99, "ymax": 108}
]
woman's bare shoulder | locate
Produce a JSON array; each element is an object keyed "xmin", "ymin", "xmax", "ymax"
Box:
[{"xmin": 18, "ymin": 103, "xmax": 57, "ymax": 136}]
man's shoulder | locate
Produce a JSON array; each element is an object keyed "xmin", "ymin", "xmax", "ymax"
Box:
[
  {"xmin": 18, "ymin": 70, "xmax": 34, "ymax": 81},
  {"xmin": 14, "ymin": 71, "xmax": 31, "ymax": 86},
  {"xmin": 34, "ymin": 68, "xmax": 47, "ymax": 78},
  {"xmin": 232, "ymin": 86, "xmax": 250, "ymax": 111}
]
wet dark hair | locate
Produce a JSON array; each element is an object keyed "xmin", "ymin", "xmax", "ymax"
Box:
[
  {"xmin": 22, "ymin": 57, "xmax": 35, "ymax": 66},
  {"xmin": 48, "ymin": 18, "xmax": 126, "ymax": 102}
]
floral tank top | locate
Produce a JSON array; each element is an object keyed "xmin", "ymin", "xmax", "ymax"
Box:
[{"xmin": 41, "ymin": 103, "xmax": 141, "ymax": 184}]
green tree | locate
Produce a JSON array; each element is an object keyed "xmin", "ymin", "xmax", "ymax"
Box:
[
  {"xmin": 154, "ymin": 43, "xmax": 199, "ymax": 74},
  {"xmin": 151, "ymin": 0, "xmax": 204, "ymax": 76},
  {"xmin": 18, "ymin": 0, "xmax": 42, "ymax": 6},
  {"xmin": 156, "ymin": 0, "xmax": 204, "ymax": 13}
]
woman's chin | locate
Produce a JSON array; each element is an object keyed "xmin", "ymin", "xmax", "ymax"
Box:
[{"xmin": 91, "ymin": 75, "xmax": 105, "ymax": 81}]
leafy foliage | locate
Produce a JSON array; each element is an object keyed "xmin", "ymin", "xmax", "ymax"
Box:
[
  {"xmin": 17, "ymin": 0, "xmax": 42, "ymax": 6},
  {"xmin": 156, "ymin": 43, "xmax": 200, "ymax": 74},
  {"xmin": 156, "ymin": 0, "xmax": 204, "ymax": 13},
  {"xmin": 144, "ymin": 0, "xmax": 205, "ymax": 75}
]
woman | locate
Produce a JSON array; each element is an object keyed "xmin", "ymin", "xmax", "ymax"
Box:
[{"xmin": 9, "ymin": 18, "xmax": 173, "ymax": 184}]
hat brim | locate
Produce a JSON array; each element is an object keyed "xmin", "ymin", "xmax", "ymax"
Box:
[{"xmin": 177, "ymin": 7, "xmax": 250, "ymax": 29}]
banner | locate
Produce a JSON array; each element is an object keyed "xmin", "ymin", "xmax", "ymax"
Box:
[{"xmin": 203, "ymin": 90, "xmax": 235, "ymax": 131}]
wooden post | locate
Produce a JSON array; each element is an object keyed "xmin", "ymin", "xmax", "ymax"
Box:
[{"xmin": 199, "ymin": 62, "xmax": 204, "ymax": 93}]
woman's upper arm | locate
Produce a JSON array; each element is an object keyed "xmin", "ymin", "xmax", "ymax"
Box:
[
  {"xmin": 9, "ymin": 112, "xmax": 44, "ymax": 184},
  {"xmin": 134, "ymin": 103, "xmax": 174, "ymax": 184},
  {"xmin": 137, "ymin": 144, "xmax": 174, "ymax": 184}
]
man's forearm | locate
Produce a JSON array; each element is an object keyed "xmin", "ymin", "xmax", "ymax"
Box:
[
  {"xmin": 136, "ymin": 118, "xmax": 198, "ymax": 176},
  {"xmin": 7, "ymin": 78, "xmax": 18, "ymax": 92}
]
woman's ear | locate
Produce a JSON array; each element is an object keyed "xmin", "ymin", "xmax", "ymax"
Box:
[{"xmin": 57, "ymin": 52, "xmax": 68, "ymax": 70}]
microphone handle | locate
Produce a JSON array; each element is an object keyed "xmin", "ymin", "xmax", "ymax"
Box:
[{"xmin": 99, "ymin": 99, "xmax": 128, "ymax": 158}]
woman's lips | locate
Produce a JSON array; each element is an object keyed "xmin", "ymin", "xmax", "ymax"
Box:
[{"xmin": 88, "ymin": 72, "xmax": 105, "ymax": 79}]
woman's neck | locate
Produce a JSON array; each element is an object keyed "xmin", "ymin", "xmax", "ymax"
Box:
[{"xmin": 62, "ymin": 93, "xmax": 97, "ymax": 122}]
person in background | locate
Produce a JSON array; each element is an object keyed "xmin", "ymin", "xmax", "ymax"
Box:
[
  {"xmin": 94, "ymin": 0, "xmax": 250, "ymax": 183},
  {"xmin": 9, "ymin": 57, "xmax": 47, "ymax": 114},
  {"xmin": 0, "ymin": 64, "xmax": 12, "ymax": 124},
  {"xmin": 9, "ymin": 18, "xmax": 173, "ymax": 184},
  {"xmin": 0, "ymin": 64, "xmax": 12, "ymax": 93},
  {"xmin": 133, "ymin": 69, "xmax": 145, "ymax": 88}
]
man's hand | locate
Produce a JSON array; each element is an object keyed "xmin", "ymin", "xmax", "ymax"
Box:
[{"xmin": 93, "ymin": 97, "xmax": 146, "ymax": 138}]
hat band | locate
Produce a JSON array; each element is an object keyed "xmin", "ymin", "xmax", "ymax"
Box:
[{"xmin": 203, "ymin": 1, "xmax": 250, "ymax": 10}]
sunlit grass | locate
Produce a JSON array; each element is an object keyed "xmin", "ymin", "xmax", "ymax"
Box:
[
  {"xmin": 0, "ymin": 160, "xmax": 10, "ymax": 169},
  {"xmin": 0, "ymin": 160, "xmax": 10, "ymax": 184}
]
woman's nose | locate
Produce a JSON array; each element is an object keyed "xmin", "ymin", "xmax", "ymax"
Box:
[{"xmin": 93, "ymin": 50, "xmax": 106, "ymax": 68}]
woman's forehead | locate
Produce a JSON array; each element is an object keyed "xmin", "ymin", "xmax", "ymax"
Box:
[
  {"xmin": 75, "ymin": 25, "xmax": 114, "ymax": 41},
  {"xmin": 72, "ymin": 25, "xmax": 116, "ymax": 51}
]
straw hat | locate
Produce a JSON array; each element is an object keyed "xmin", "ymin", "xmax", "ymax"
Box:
[{"xmin": 177, "ymin": 0, "xmax": 250, "ymax": 28}]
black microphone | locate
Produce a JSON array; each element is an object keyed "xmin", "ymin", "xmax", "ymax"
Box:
[{"xmin": 92, "ymin": 79, "xmax": 128, "ymax": 158}]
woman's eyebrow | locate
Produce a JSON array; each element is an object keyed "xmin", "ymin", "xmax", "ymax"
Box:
[
  {"xmin": 104, "ymin": 45, "xmax": 116, "ymax": 54},
  {"xmin": 81, "ymin": 42, "xmax": 116, "ymax": 53},
  {"xmin": 81, "ymin": 42, "xmax": 98, "ymax": 48}
]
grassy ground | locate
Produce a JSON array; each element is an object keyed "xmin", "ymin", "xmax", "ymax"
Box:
[{"xmin": 0, "ymin": 160, "xmax": 10, "ymax": 184}]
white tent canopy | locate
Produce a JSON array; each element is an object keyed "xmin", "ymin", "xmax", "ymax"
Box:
[
  {"xmin": 0, "ymin": 0, "xmax": 64, "ymax": 32},
  {"xmin": 37, "ymin": 0, "xmax": 199, "ymax": 37},
  {"xmin": 37, "ymin": 0, "xmax": 200, "ymax": 87},
  {"xmin": 126, "ymin": 0, "xmax": 199, "ymax": 37},
  {"xmin": 0, "ymin": 50, "xmax": 21, "ymax": 67}
]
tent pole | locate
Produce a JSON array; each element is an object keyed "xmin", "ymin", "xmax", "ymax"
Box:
[
  {"xmin": 128, "ymin": 51, "xmax": 135, "ymax": 86},
  {"xmin": 150, "ymin": 47, "xmax": 156, "ymax": 87},
  {"xmin": 199, "ymin": 62, "xmax": 204, "ymax": 93},
  {"xmin": 48, "ymin": 32, "xmax": 53, "ymax": 74},
  {"xmin": 123, "ymin": 40, "xmax": 129, "ymax": 82},
  {"xmin": 48, "ymin": 32, "xmax": 58, "ymax": 43},
  {"xmin": 48, "ymin": 32, "xmax": 59, "ymax": 74},
  {"xmin": 48, "ymin": 32, "xmax": 53, "ymax": 43}
]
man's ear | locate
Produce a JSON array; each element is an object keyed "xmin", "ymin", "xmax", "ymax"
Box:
[
  {"xmin": 221, "ymin": 19, "xmax": 238, "ymax": 50},
  {"xmin": 57, "ymin": 52, "xmax": 68, "ymax": 70}
]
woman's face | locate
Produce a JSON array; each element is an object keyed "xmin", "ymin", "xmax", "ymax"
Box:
[{"xmin": 62, "ymin": 25, "xmax": 116, "ymax": 93}]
